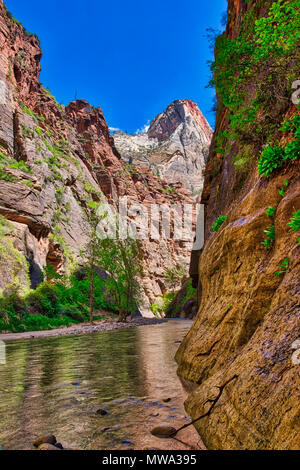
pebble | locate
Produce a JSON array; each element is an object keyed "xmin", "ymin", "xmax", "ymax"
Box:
[
  {"xmin": 38, "ymin": 443, "xmax": 60, "ymax": 451},
  {"xmin": 151, "ymin": 426, "xmax": 177, "ymax": 438},
  {"xmin": 54, "ymin": 442, "xmax": 64, "ymax": 449},
  {"xmin": 100, "ymin": 427, "xmax": 110, "ymax": 433},
  {"xmin": 33, "ymin": 434, "xmax": 57, "ymax": 448}
]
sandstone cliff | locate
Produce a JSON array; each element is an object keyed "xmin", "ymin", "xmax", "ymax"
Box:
[
  {"xmin": 0, "ymin": 3, "xmax": 198, "ymax": 313},
  {"xmin": 176, "ymin": 0, "xmax": 300, "ymax": 449},
  {"xmin": 113, "ymin": 100, "xmax": 212, "ymax": 199}
]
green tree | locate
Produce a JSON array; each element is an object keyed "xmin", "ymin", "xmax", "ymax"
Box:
[
  {"xmin": 81, "ymin": 209, "xmax": 143, "ymax": 323},
  {"xmin": 165, "ymin": 264, "xmax": 186, "ymax": 292},
  {"xmin": 80, "ymin": 218, "xmax": 101, "ymax": 324},
  {"xmin": 97, "ymin": 236, "xmax": 143, "ymax": 322}
]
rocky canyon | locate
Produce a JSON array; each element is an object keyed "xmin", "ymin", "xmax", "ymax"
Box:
[
  {"xmin": 0, "ymin": 0, "xmax": 299, "ymax": 453},
  {"xmin": 0, "ymin": 1, "xmax": 211, "ymax": 314}
]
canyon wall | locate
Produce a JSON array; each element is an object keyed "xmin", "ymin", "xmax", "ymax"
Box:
[
  {"xmin": 176, "ymin": 0, "xmax": 300, "ymax": 449},
  {"xmin": 0, "ymin": 2, "xmax": 206, "ymax": 313}
]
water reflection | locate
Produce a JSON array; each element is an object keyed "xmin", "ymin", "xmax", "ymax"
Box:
[{"xmin": 0, "ymin": 320, "xmax": 202, "ymax": 450}]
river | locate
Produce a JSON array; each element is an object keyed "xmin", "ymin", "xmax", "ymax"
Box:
[{"xmin": 0, "ymin": 319, "xmax": 203, "ymax": 450}]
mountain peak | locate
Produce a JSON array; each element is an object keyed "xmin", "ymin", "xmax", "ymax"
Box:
[
  {"xmin": 113, "ymin": 100, "xmax": 212, "ymax": 198},
  {"xmin": 148, "ymin": 99, "xmax": 212, "ymax": 143}
]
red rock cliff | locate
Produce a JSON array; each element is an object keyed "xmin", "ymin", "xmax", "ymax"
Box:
[
  {"xmin": 0, "ymin": 2, "xmax": 195, "ymax": 311},
  {"xmin": 176, "ymin": 0, "xmax": 300, "ymax": 449}
]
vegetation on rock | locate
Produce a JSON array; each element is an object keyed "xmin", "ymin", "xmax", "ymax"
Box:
[{"xmin": 211, "ymin": 215, "xmax": 227, "ymax": 232}]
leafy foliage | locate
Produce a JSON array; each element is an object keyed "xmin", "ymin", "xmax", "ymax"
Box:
[
  {"xmin": 262, "ymin": 225, "xmax": 275, "ymax": 248},
  {"xmin": 288, "ymin": 210, "xmax": 300, "ymax": 232},
  {"xmin": 164, "ymin": 278, "xmax": 197, "ymax": 318},
  {"xmin": 151, "ymin": 292, "xmax": 175, "ymax": 318},
  {"xmin": 266, "ymin": 206, "xmax": 276, "ymax": 217},
  {"xmin": 0, "ymin": 273, "xmax": 117, "ymax": 333},
  {"xmin": 209, "ymin": 0, "xmax": 300, "ymax": 181},
  {"xmin": 258, "ymin": 146, "xmax": 285, "ymax": 178},
  {"xmin": 165, "ymin": 264, "xmax": 186, "ymax": 291},
  {"xmin": 275, "ymin": 258, "xmax": 289, "ymax": 276},
  {"xmin": 212, "ymin": 215, "xmax": 227, "ymax": 232}
]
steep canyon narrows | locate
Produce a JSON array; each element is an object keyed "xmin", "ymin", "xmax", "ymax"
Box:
[{"xmin": 0, "ymin": 0, "xmax": 211, "ymax": 315}]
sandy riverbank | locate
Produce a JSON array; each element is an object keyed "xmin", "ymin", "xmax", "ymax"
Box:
[{"xmin": 0, "ymin": 317, "xmax": 168, "ymax": 342}]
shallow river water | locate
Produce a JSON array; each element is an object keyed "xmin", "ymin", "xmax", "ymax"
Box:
[{"xmin": 0, "ymin": 319, "xmax": 203, "ymax": 450}]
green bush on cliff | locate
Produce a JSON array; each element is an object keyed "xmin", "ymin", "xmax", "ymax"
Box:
[
  {"xmin": 275, "ymin": 258, "xmax": 289, "ymax": 276},
  {"xmin": 209, "ymin": 0, "xmax": 300, "ymax": 180},
  {"xmin": 19, "ymin": 102, "xmax": 45, "ymax": 123},
  {"xmin": 211, "ymin": 0, "xmax": 300, "ymax": 114},
  {"xmin": 266, "ymin": 206, "xmax": 276, "ymax": 217},
  {"xmin": 258, "ymin": 146, "xmax": 284, "ymax": 178},
  {"xmin": 212, "ymin": 215, "xmax": 227, "ymax": 232},
  {"xmin": 262, "ymin": 225, "xmax": 275, "ymax": 248},
  {"xmin": 258, "ymin": 138, "xmax": 300, "ymax": 178},
  {"xmin": 288, "ymin": 210, "xmax": 300, "ymax": 232},
  {"xmin": 0, "ymin": 216, "xmax": 30, "ymax": 296},
  {"xmin": 0, "ymin": 152, "xmax": 33, "ymax": 179}
]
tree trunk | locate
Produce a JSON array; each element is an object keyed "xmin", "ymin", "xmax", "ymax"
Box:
[{"xmin": 90, "ymin": 276, "xmax": 94, "ymax": 324}]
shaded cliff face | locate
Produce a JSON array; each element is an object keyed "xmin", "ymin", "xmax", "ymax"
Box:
[
  {"xmin": 113, "ymin": 100, "xmax": 212, "ymax": 199},
  {"xmin": 176, "ymin": 0, "xmax": 300, "ymax": 450},
  {"xmin": 0, "ymin": 3, "xmax": 195, "ymax": 312}
]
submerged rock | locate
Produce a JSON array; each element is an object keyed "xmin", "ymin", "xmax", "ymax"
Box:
[
  {"xmin": 151, "ymin": 426, "xmax": 177, "ymax": 438},
  {"xmin": 54, "ymin": 443, "xmax": 64, "ymax": 449}
]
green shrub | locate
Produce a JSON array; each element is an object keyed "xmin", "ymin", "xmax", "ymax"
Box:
[
  {"xmin": 212, "ymin": 215, "xmax": 227, "ymax": 232},
  {"xmin": 288, "ymin": 210, "xmax": 300, "ymax": 232},
  {"xmin": 258, "ymin": 146, "xmax": 284, "ymax": 178},
  {"xmin": 275, "ymin": 258, "xmax": 289, "ymax": 276},
  {"xmin": 262, "ymin": 225, "xmax": 275, "ymax": 248},
  {"xmin": 266, "ymin": 206, "xmax": 276, "ymax": 217},
  {"xmin": 284, "ymin": 139, "xmax": 300, "ymax": 161},
  {"xmin": 0, "ymin": 273, "xmax": 118, "ymax": 332},
  {"xmin": 151, "ymin": 292, "xmax": 176, "ymax": 317}
]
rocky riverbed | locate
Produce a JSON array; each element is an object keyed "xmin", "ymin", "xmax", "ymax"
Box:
[{"xmin": 0, "ymin": 319, "xmax": 203, "ymax": 451}]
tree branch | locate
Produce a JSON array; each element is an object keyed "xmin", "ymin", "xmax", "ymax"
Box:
[{"xmin": 170, "ymin": 374, "xmax": 239, "ymax": 437}]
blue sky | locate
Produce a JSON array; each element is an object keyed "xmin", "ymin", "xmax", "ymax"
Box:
[{"xmin": 5, "ymin": 0, "xmax": 227, "ymax": 133}]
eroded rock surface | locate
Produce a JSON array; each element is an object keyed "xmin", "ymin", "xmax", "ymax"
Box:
[{"xmin": 176, "ymin": 0, "xmax": 300, "ymax": 450}]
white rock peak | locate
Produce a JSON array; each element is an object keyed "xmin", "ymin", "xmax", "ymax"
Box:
[{"xmin": 113, "ymin": 99, "xmax": 213, "ymax": 200}]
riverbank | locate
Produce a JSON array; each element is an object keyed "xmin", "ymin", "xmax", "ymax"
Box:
[{"xmin": 0, "ymin": 317, "xmax": 168, "ymax": 342}]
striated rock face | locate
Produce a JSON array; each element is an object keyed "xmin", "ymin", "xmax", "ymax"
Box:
[
  {"xmin": 176, "ymin": 0, "xmax": 300, "ymax": 450},
  {"xmin": 113, "ymin": 100, "xmax": 212, "ymax": 199},
  {"xmin": 0, "ymin": 3, "xmax": 198, "ymax": 313}
]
